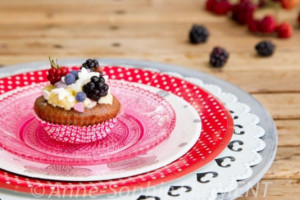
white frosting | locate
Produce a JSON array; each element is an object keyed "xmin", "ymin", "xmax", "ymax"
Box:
[
  {"xmin": 51, "ymin": 88, "xmax": 75, "ymax": 102},
  {"xmin": 83, "ymin": 98, "xmax": 97, "ymax": 109},
  {"xmin": 43, "ymin": 68, "xmax": 114, "ymax": 111},
  {"xmin": 103, "ymin": 75, "xmax": 108, "ymax": 82},
  {"xmin": 42, "ymin": 89, "xmax": 50, "ymax": 100},
  {"xmin": 98, "ymin": 90, "xmax": 113, "ymax": 105}
]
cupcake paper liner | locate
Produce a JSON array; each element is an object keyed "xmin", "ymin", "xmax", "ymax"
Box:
[{"xmin": 36, "ymin": 116, "xmax": 118, "ymax": 144}]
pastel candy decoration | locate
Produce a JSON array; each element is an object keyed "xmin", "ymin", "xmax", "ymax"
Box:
[{"xmin": 74, "ymin": 102, "xmax": 84, "ymax": 113}]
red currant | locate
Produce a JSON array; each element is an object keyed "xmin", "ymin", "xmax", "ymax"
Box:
[
  {"xmin": 55, "ymin": 70, "xmax": 62, "ymax": 76},
  {"xmin": 47, "ymin": 57, "xmax": 70, "ymax": 85},
  {"xmin": 61, "ymin": 67, "xmax": 69, "ymax": 75},
  {"xmin": 49, "ymin": 68, "xmax": 56, "ymax": 74}
]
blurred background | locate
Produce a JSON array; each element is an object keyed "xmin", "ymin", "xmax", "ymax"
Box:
[
  {"xmin": 0, "ymin": 0, "xmax": 299, "ymax": 92},
  {"xmin": 0, "ymin": 0, "xmax": 300, "ymax": 199}
]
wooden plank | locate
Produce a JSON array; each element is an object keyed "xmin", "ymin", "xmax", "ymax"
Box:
[
  {"xmin": 0, "ymin": 0, "xmax": 297, "ymax": 26},
  {"xmin": 0, "ymin": 0, "xmax": 203, "ymax": 13},
  {"xmin": 276, "ymin": 120, "xmax": 300, "ymax": 147},
  {"xmin": 0, "ymin": 36, "xmax": 300, "ymax": 59},
  {"xmin": 0, "ymin": 22, "xmax": 273, "ymax": 38},
  {"xmin": 0, "ymin": 8, "xmax": 217, "ymax": 25},
  {"xmin": 0, "ymin": 22, "xmax": 299, "ymax": 52},
  {"xmin": 237, "ymin": 179, "xmax": 300, "ymax": 200},
  {"xmin": 264, "ymin": 147, "xmax": 300, "ymax": 179},
  {"xmin": 253, "ymin": 94, "xmax": 300, "ymax": 120}
]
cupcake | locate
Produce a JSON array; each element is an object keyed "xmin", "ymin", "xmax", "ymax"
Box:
[{"xmin": 34, "ymin": 58, "xmax": 121, "ymax": 144}]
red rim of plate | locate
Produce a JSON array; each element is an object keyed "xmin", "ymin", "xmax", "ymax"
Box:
[{"xmin": 0, "ymin": 66, "xmax": 234, "ymax": 196}]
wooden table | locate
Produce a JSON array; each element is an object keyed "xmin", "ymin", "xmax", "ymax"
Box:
[{"xmin": 0, "ymin": 0, "xmax": 299, "ymax": 199}]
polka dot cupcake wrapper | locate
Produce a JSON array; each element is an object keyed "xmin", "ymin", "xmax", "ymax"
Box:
[{"xmin": 36, "ymin": 116, "xmax": 118, "ymax": 144}]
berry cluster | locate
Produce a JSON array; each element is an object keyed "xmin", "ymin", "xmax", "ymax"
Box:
[
  {"xmin": 249, "ymin": 15, "xmax": 293, "ymax": 38},
  {"xmin": 47, "ymin": 58, "xmax": 109, "ymax": 103},
  {"xmin": 189, "ymin": 25, "xmax": 210, "ymax": 44},
  {"xmin": 188, "ymin": 25, "xmax": 230, "ymax": 67},
  {"xmin": 83, "ymin": 75, "xmax": 109, "ymax": 101},
  {"xmin": 205, "ymin": 0, "xmax": 297, "ymax": 39},
  {"xmin": 47, "ymin": 57, "xmax": 69, "ymax": 85}
]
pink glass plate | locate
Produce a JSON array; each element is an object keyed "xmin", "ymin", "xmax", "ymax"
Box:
[
  {"xmin": 0, "ymin": 83, "xmax": 201, "ymax": 181},
  {"xmin": 0, "ymin": 81, "xmax": 176, "ymax": 165}
]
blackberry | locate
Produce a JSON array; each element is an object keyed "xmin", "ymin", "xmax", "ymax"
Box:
[
  {"xmin": 255, "ymin": 41, "xmax": 275, "ymax": 57},
  {"xmin": 91, "ymin": 76, "xmax": 100, "ymax": 83},
  {"xmin": 209, "ymin": 47, "xmax": 229, "ymax": 68},
  {"xmin": 81, "ymin": 59, "xmax": 99, "ymax": 71},
  {"xmin": 189, "ymin": 25, "xmax": 210, "ymax": 44},
  {"xmin": 83, "ymin": 82, "xmax": 95, "ymax": 93},
  {"xmin": 82, "ymin": 74, "xmax": 109, "ymax": 101}
]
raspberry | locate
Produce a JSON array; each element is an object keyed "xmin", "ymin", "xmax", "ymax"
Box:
[
  {"xmin": 206, "ymin": 0, "xmax": 231, "ymax": 15},
  {"xmin": 47, "ymin": 57, "xmax": 69, "ymax": 85},
  {"xmin": 277, "ymin": 22, "xmax": 293, "ymax": 38},
  {"xmin": 81, "ymin": 59, "xmax": 100, "ymax": 71},
  {"xmin": 189, "ymin": 25, "xmax": 210, "ymax": 44},
  {"xmin": 248, "ymin": 19, "xmax": 260, "ymax": 32},
  {"xmin": 260, "ymin": 15, "xmax": 277, "ymax": 33},
  {"xmin": 255, "ymin": 41, "xmax": 275, "ymax": 57},
  {"xmin": 280, "ymin": 0, "xmax": 298, "ymax": 10},
  {"xmin": 232, "ymin": 0, "xmax": 257, "ymax": 25},
  {"xmin": 213, "ymin": 0, "xmax": 232, "ymax": 15},
  {"xmin": 206, "ymin": 0, "xmax": 215, "ymax": 11},
  {"xmin": 83, "ymin": 74, "xmax": 109, "ymax": 101},
  {"xmin": 209, "ymin": 47, "xmax": 229, "ymax": 68}
]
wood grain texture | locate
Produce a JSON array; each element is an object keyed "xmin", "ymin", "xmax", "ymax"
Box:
[
  {"xmin": 0, "ymin": 0, "xmax": 299, "ymax": 199},
  {"xmin": 237, "ymin": 179, "xmax": 300, "ymax": 200},
  {"xmin": 276, "ymin": 120, "xmax": 300, "ymax": 147},
  {"xmin": 253, "ymin": 94, "xmax": 300, "ymax": 119},
  {"xmin": 265, "ymin": 147, "xmax": 300, "ymax": 179}
]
